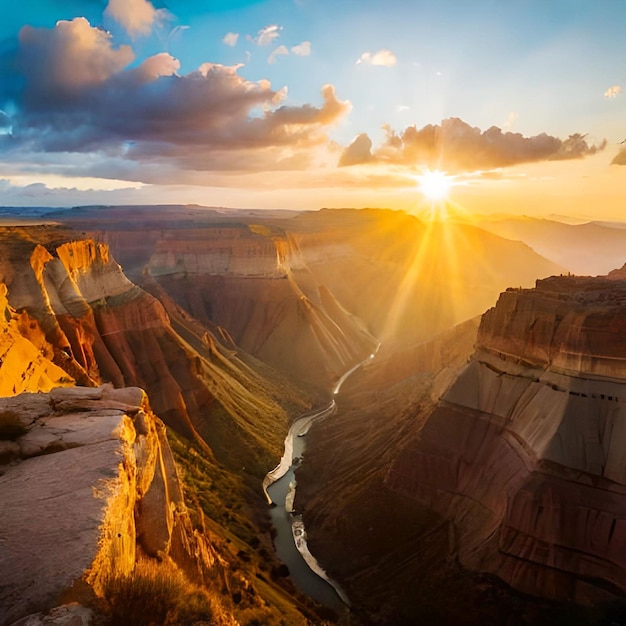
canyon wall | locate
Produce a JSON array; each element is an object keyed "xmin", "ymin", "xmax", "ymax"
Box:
[
  {"xmin": 0, "ymin": 230, "xmax": 311, "ymax": 475},
  {"xmin": 288, "ymin": 209, "xmax": 565, "ymax": 348},
  {"xmin": 386, "ymin": 275, "xmax": 626, "ymax": 604},
  {"xmin": 0, "ymin": 385, "xmax": 221, "ymax": 626},
  {"xmin": 145, "ymin": 225, "xmax": 378, "ymax": 387}
]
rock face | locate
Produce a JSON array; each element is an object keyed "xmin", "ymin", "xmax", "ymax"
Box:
[
  {"xmin": 61, "ymin": 206, "xmax": 561, "ymax": 382},
  {"xmin": 0, "ymin": 283, "xmax": 73, "ymax": 397},
  {"xmin": 287, "ymin": 209, "xmax": 566, "ymax": 348},
  {"xmin": 386, "ymin": 275, "xmax": 626, "ymax": 604},
  {"xmin": 146, "ymin": 224, "xmax": 378, "ymax": 387},
  {"xmin": 0, "ymin": 230, "xmax": 311, "ymax": 475},
  {"xmin": 0, "ymin": 385, "xmax": 217, "ymax": 626}
]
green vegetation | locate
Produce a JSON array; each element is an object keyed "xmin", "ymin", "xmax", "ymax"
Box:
[{"xmin": 168, "ymin": 429, "xmax": 338, "ymax": 625}]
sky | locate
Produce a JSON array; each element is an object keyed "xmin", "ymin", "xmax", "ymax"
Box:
[{"xmin": 1, "ymin": 0, "xmax": 626, "ymax": 219}]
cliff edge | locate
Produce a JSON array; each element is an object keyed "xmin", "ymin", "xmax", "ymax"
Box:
[
  {"xmin": 0, "ymin": 385, "xmax": 222, "ymax": 626},
  {"xmin": 387, "ymin": 275, "xmax": 626, "ymax": 605}
]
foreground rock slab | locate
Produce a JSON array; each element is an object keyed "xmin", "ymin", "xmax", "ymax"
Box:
[{"xmin": 0, "ymin": 385, "xmax": 215, "ymax": 626}]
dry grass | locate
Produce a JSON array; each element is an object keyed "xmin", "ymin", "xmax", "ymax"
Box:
[{"xmin": 105, "ymin": 558, "xmax": 233, "ymax": 626}]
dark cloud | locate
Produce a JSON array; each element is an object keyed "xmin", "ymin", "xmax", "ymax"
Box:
[
  {"xmin": 340, "ymin": 118, "xmax": 606, "ymax": 171},
  {"xmin": 0, "ymin": 17, "xmax": 350, "ymax": 181}
]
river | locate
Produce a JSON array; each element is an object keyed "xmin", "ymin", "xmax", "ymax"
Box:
[{"xmin": 264, "ymin": 347, "xmax": 380, "ymax": 610}]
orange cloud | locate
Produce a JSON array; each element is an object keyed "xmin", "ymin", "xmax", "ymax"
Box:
[
  {"xmin": 2, "ymin": 18, "xmax": 350, "ymax": 183},
  {"xmin": 339, "ymin": 118, "xmax": 606, "ymax": 172},
  {"xmin": 604, "ymin": 85, "xmax": 622, "ymax": 98}
]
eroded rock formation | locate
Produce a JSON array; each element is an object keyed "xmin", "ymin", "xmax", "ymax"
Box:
[
  {"xmin": 386, "ymin": 275, "xmax": 626, "ymax": 604},
  {"xmin": 0, "ymin": 385, "xmax": 218, "ymax": 626},
  {"xmin": 0, "ymin": 230, "xmax": 312, "ymax": 475},
  {"xmin": 146, "ymin": 224, "xmax": 378, "ymax": 387}
]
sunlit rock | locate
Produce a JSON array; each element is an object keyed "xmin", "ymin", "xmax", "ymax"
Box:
[
  {"xmin": 0, "ymin": 386, "xmax": 215, "ymax": 626},
  {"xmin": 387, "ymin": 275, "xmax": 626, "ymax": 604}
]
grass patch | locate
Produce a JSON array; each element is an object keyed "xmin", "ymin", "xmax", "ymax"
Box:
[{"xmin": 105, "ymin": 558, "xmax": 229, "ymax": 626}]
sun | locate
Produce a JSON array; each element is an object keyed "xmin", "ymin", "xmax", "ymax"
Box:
[{"xmin": 416, "ymin": 169, "xmax": 454, "ymax": 201}]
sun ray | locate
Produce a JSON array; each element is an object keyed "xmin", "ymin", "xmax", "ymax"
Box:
[
  {"xmin": 378, "ymin": 185, "xmax": 495, "ymax": 347},
  {"xmin": 416, "ymin": 169, "xmax": 455, "ymax": 201}
]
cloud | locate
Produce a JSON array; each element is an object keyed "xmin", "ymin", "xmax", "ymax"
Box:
[
  {"xmin": 223, "ymin": 32, "xmax": 239, "ymax": 47},
  {"xmin": 0, "ymin": 18, "xmax": 350, "ymax": 184},
  {"xmin": 254, "ymin": 24, "xmax": 282, "ymax": 46},
  {"xmin": 339, "ymin": 133, "xmax": 374, "ymax": 166},
  {"xmin": 268, "ymin": 45, "xmax": 289, "ymax": 64},
  {"xmin": 104, "ymin": 0, "xmax": 166, "ymax": 37},
  {"xmin": 0, "ymin": 110, "xmax": 11, "ymax": 132},
  {"xmin": 604, "ymin": 85, "xmax": 622, "ymax": 98},
  {"xmin": 291, "ymin": 41, "xmax": 311, "ymax": 56},
  {"xmin": 396, "ymin": 105, "xmax": 409, "ymax": 113},
  {"xmin": 132, "ymin": 52, "xmax": 180, "ymax": 81},
  {"xmin": 503, "ymin": 111, "xmax": 518, "ymax": 129},
  {"xmin": 0, "ymin": 178, "xmax": 146, "ymax": 206},
  {"xmin": 18, "ymin": 18, "xmax": 134, "ymax": 92},
  {"xmin": 611, "ymin": 148, "xmax": 626, "ymax": 165},
  {"xmin": 338, "ymin": 118, "xmax": 606, "ymax": 171},
  {"xmin": 356, "ymin": 49, "xmax": 397, "ymax": 66}
]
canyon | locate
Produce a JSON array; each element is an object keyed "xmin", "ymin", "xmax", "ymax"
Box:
[
  {"xmin": 299, "ymin": 275, "xmax": 626, "ymax": 624},
  {"xmin": 1, "ymin": 205, "xmax": 625, "ymax": 624}
]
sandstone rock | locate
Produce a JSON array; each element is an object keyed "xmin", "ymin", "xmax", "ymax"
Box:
[{"xmin": 0, "ymin": 386, "xmax": 216, "ymax": 626}]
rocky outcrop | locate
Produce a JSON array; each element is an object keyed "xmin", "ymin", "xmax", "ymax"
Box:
[
  {"xmin": 0, "ymin": 283, "xmax": 73, "ymax": 397},
  {"xmin": 0, "ymin": 385, "xmax": 218, "ymax": 626},
  {"xmin": 386, "ymin": 275, "xmax": 626, "ymax": 604},
  {"xmin": 0, "ymin": 233, "xmax": 311, "ymax": 475}
]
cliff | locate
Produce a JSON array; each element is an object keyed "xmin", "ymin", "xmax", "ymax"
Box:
[
  {"xmin": 59, "ymin": 206, "xmax": 561, "ymax": 381},
  {"xmin": 0, "ymin": 282, "xmax": 73, "ymax": 397},
  {"xmin": 386, "ymin": 275, "xmax": 626, "ymax": 605},
  {"xmin": 145, "ymin": 225, "xmax": 377, "ymax": 387},
  {"xmin": 0, "ymin": 385, "xmax": 224, "ymax": 626},
  {"xmin": 0, "ymin": 229, "xmax": 312, "ymax": 475}
]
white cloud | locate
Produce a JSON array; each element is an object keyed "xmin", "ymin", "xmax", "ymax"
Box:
[
  {"xmin": 104, "ymin": 0, "xmax": 166, "ymax": 37},
  {"xmin": 268, "ymin": 45, "xmax": 289, "ymax": 64},
  {"xmin": 255, "ymin": 24, "xmax": 282, "ymax": 46},
  {"xmin": 356, "ymin": 49, "xmax": 397, "ymax": 67},
  {"xmin": 604, "ymin": 85, "xmax": 622, "ymax": 98},
  {"xmin": 291, "ymin": 41, "xmax": 311, "ymax": 56},
  {"xmin": 503, "ymin": 111, "xmax": 518, "ymax": 129},
  {"xmin": 396, "ymin": 105, "xmax": 409, "ymax": 113},
  {"xmin": 222, "ymin": 32, "xmax": 239, "ymax": 47}
]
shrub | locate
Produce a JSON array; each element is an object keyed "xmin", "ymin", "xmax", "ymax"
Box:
[{"xmin": 105, "ymin": 559, "xmax": 216, "ymax": 626}]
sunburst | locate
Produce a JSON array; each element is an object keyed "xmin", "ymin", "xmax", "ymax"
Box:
[{"xmin": 416, "ymin": 169, "xmax": 454, "ymax": 201}]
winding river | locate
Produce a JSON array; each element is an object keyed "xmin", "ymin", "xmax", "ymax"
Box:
[{"xmin": 264, "ymin": 347, "xmax": 379, "ymax": 609}]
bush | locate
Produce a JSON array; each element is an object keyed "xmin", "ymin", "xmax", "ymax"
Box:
[{"xmin": 105, "ymin": 559, "xmax": 216, "ymax": 625}]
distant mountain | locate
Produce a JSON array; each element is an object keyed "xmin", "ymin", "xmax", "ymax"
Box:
[{"xmin": 470, "ymin": 215, "xmax": 626, "ymax": 276}]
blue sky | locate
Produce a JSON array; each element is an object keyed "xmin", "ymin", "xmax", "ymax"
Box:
[{"xmin": 1, "ymin": 0, "xmax": 625, "ymax": 217}]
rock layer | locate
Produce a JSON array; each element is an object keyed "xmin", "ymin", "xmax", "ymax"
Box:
[
  {"xmin": 386, "ymin": 275, "xmax": 626, "ymax": 604},
  {"xmin": 0, "ymin": 231, "xmax": 311, "ymax": 475},
  {"xmin": 0, "ymin": 385, "xmax": 218, "ymax": 626}
]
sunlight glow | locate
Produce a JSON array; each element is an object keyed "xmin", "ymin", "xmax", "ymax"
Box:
[{"xmin": 416, "ymin": 169, "xmax": 454, "ymax": 201}]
